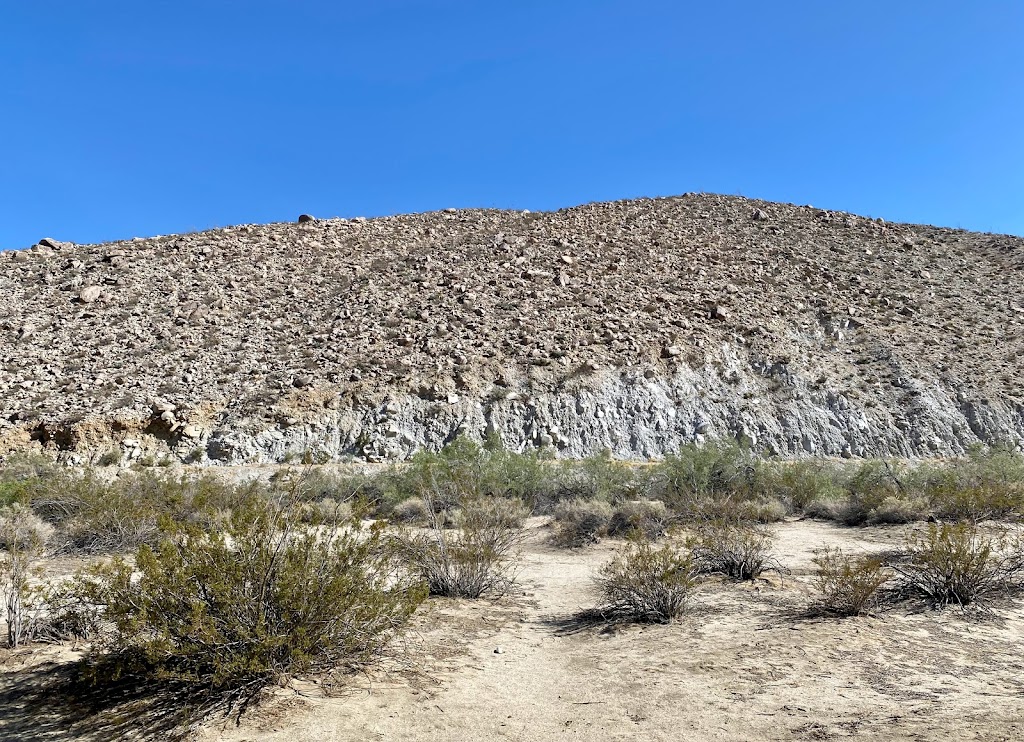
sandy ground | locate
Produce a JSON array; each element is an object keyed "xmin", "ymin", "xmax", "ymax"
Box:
[{"xmin": 4, "ymin": 519, "xmax": 1024, "ymax": 741}]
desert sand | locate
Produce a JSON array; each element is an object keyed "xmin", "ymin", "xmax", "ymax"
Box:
[{"xmin": 184, "ymin": 519, "xmax": 1024, "ymax": 742}]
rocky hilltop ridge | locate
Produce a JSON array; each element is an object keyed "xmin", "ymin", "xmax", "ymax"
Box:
[{"xmin": 2, "ymin": 193, "xmax": 1022, "ymax": 464}]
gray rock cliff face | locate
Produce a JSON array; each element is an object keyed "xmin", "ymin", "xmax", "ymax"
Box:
[{"xmin": 197, "ymin": 360, "xmax": 1023, "ymax": 465}]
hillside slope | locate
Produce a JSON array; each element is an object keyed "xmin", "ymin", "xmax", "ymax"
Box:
[{"xmin": 2, "ymin": 194, "xmax": 1022, "ymax": 463}]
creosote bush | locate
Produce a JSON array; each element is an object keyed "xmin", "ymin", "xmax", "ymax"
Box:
[
  {"xmin": 551, "ymin": 498, "xmax": 613, "ymax": 547},
  {"xmin": 71, "ymin": 485, "xmax": 426, "ymax": 713},
  {"xmin": 891, "ymin": 523, "xmax": 1024, "ymax": 609},
  {"xmin": 690, "ymin": 521, "xmax": 788, "ymax": 580},
  {"xmin": 812, "ymin": 548, "xmax": 888, "ymax": 616},
  {"xmin": 397, "ymin": 495, "xmax": 526, "ymax": 598},
  {"xmin": 607, "ymin": 499, "xmax": 671, "ymax": 539},
  {"xmin": 595, "ymin": 538, "xmax": 698, "ymax": 622}
]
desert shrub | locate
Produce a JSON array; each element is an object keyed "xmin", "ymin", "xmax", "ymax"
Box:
[
  {"xmin": 757, "ymin": 460, "xmax": 844, "ymax": 513},
  {"xmin": 397, "ymin": 496, "xmax": 525, "ymax": 598},
  {"xmin": 391, "ymin": 496, "xmax": 431, "ymax": 524},
  {"xmin": 812, "ymin": 548, "xmax": 889, "ymax": 616},
  {"xmin": 72, "ymin": 488, "xmax": 425, "ymax": 714},
  {"xmin": 690, "ymin": 522, "xmax": 787, "ymax": 580},
  {"xmin": 608, "ymin": 499, "xmax": 671, "ymax": 539},
  {"xmin": 390, "ymin": 437, "xmax": 553, "ymax": 514},
  {"xmin": 295, "ymin": 496, "xmax": 353, "ymax": 525},
  {"xmin": 891, "ymin": 523, "xmax": 1024, "ymax": 608},
  {"xmin": 551, "ymin": 498, "xmax": 613, "ymax": 547},
  {"xmin": 1, "ymin": 504, "xmax": 53, "ymax": 647},
  {"xmin": 817, "ymin": 460, "xmax": 928, "ymax": 525},
  {"xmin": 17, "ymin": 470, "xmax": 263, "ymax": 554},
  {"xmin": 653, "ymin": 441, "xmax": 783, "ymax": 522},
  {"xmin": 548, "ymin": 451, "xmax": 644, "ymax": 508},
  {"xmin": 656, "ymin": 441, "xmax": 753, "ymax": 505},
  {"xmin": 734, "ymin": 497, "xmax": 789, "ymax": 523},
  {"xmin": 924, "ymin": 446, "xmax": 1024, "ymax": 521},
  {"xmin": 594, "ymin": 538, "xmax": 698, "ymax": 622}
]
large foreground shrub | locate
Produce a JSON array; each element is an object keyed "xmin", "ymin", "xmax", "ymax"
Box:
[{"xmin": 73, "ymin": 490, "xmax": 426, "ymax": 709}]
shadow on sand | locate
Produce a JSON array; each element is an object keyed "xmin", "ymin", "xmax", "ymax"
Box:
[{"xmin": 0, "ymin": 659, "xmax": 235, "ymax": 741}]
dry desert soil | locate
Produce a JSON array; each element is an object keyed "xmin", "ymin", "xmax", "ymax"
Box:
[{"xmin": 5, "ymin": 518, "xmax": 1022, "ymax": 742}]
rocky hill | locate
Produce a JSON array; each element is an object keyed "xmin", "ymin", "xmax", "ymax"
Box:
[{"xmin": 2, "ymin": 194, "xmax": 1022, "ymax": 464}]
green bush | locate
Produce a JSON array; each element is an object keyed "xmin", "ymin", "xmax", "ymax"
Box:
[
  {"xmin": 756, "ymin": 460, "xmax": 844, "ymax": 513},
  {"xmin": 549, "ymin": 451, "xmax": 644, "ymax": 507},
  {"xmin": 656, "ymin": 441, "xmax": 753, "ymax": 507},
  {"xmin": 891, "ymin": 523, "xmax": 1024, "ymax": 608},
  {"xmin": 595, "ymin": 538, "xmax": 698, "ymax": 622},
  {"xmin": 924, "ymin": 446, "xmax": 1024, "ymax": 521},
  {"xmin": 653, "ymin": 442, "xmax": 789, "ymax": 523},
  {"xmin": 72, "ymin": 488, "xmax": 425, "ymax": 710},
  {"xmin": 805, "ymin": 460, "xmax": 927, "ymax": 525},
  {"xmin": 389, "ymin": 437, "xmax": 553, "ymax": 514},
  {"xmin": 812, "ymin": 548, "xmax": 888, "ymax": 616}
]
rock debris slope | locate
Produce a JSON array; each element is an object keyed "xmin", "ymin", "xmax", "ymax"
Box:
[{"xmin": 1, "ymin": 194, "xmax": 1022, "ymax": 464}]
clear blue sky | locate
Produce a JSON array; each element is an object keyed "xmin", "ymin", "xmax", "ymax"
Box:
[{"xmin": 3, "ymin": 1, "xmax": 1022, "ymax": 249}]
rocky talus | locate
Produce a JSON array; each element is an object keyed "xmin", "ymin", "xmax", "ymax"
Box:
[{"xmin": 2, "ymin": 194, "xmax": 1022, "ymax": 464}]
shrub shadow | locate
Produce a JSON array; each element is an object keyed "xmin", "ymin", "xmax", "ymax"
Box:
[{"xmin": 0, "ymin": 659, "xmax": 241, "ymax": 742}]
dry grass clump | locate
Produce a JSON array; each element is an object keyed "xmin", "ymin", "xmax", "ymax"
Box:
[
  {"xmin": 890, "ymin": 522, "xmax": 1024, "ymax": 609},
  {"xmin": 811, "ymin": 548, "xmax": 889, "ymax": 616},
  {"xmin": 690, "ymin": 521, "xmax": 788, "ymax": 580},
  {"xmin": 551, "ymin": 499, "xmax": 613, "ymax": 547},
  {"xmin": 595, "ymin": 539, "xmax": 698, "ymax": 623},
  {"xmin": 397, "ymin": 496, "xmax": 526, "ymax": 598}
]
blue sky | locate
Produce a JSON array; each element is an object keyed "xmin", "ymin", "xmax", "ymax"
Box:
[{"xmin": 2, "ymin": 1, "xmax": 1022, "ymax": 249}]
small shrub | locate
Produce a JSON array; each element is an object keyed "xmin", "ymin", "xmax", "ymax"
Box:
[
  {"xmin": 734, "ymin": 497, "xmax": 788, "ymax": 524},
  {"xmin": 295, "ymin": 497, "xmax": 352, "ymax": 525},
  {"xmin": 551, "ymin": 499, "xmax": 613, "ymax": 547},
  {"xmin": 96, "ymin": 448, "xmax": 123, "ymax": 467},
  {"xmin": 595, "ymin": 539, "xmax": 698, "ymax": 622},
  {"xmin": 891, "ymin": 523, "xmax": 1024, "ymax": 608},
  {"xmin": 608, "ymin": 499, "xmax": 670, "ymax": 539},
  {"xmin": 812, "ymin": 548, "xmax": 888, "ymax": 616},
  {"xmin": 72, "ymin": 487, "xmax": 425, "ymax": 715},
  {"xmin": 1, "ymin": 504, "xmax": 53, "ymax": 647},
  {"xmin": 690, "ymin": 522, "xmax": 787, "ymax": 580},
  {"xmin": 550, "ymin": 451, "xmax": 643, "ymax": 507},
  {"xmin": 391, "ymin": 496, "xmax": 431, "ymax": 524},
  {"xmin": 397, "ymin": 496, "xmax": 525, "ymax": 598}
]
